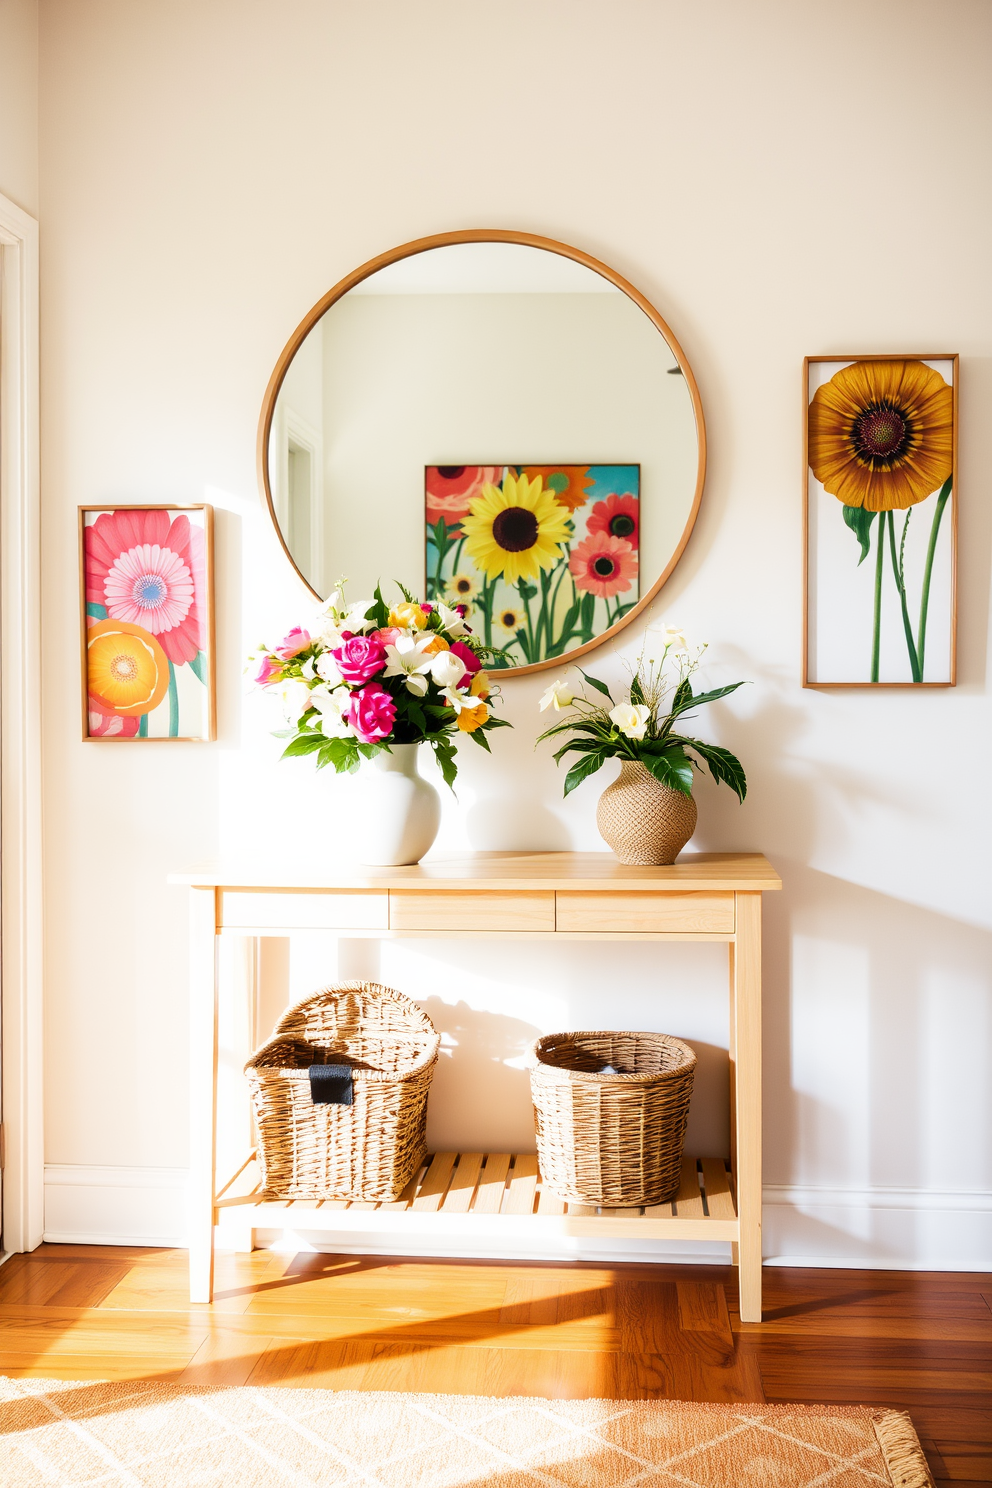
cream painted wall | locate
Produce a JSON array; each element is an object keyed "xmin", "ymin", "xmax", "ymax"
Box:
[
  {"xmin": 37, "ymin": 0, "xmax": 992, "ymax": 1263},
  {"xmin": 0, "ymin": 0, "xmax": 38, "ymax": 216}
]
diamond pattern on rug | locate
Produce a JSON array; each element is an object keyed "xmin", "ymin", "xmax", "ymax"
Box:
[{"xmin": 0, "ymin": 1378, "xmax": 932, "ymax": 1488}]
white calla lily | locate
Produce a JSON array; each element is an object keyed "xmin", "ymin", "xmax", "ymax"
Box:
[
  {"xmin": 609, "ymin": 702, "xmax": 651, "ymax": 740},
  {"xmin": 538, "ymin": 676, "xmax": 574, "ymax": 712}
]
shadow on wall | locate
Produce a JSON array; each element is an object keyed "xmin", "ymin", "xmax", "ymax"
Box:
[
  {"xmin": 761, "ymin": 858, "xmax": 992, "ymax": 1198},
  {"xmin": 421, "ymin": 992, "xmax": 729, "ymax": 1157}
]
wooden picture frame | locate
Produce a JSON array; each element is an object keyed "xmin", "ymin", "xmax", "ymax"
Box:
[
  {"xmin": 79, "ymin": 504, "xmax": 216, "ymax": 739},
  {"xmin": 803, "ymin": 354, "xmax": 957, "ymax": 688}
]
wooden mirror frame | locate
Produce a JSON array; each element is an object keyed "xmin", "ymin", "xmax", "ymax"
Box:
[{"xmin": 257, "ymin": 229, "xmax": 706, "ymax": 677}]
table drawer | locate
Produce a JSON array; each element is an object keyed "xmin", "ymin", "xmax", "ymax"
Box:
[
  {"xmin": 555, "ymin": 891, "xmax": 735, "ymax": 934},
  {"xmin": 389, "ymin": 890, "xmax": 555, "ymax": 933},
  {"xmin": 220, "ymin": 890, "xmax": 388, "ymax": 931}
]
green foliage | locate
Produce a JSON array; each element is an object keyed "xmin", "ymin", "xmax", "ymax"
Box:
[
  {"xmin": 577, "ymin": 668, "xmax": 614, "ymax": 701},
  {"xmin": 842, "ymin": 504, "xmax": 877, "ymax": 565},
  {"xmin": 562, "ymin": 751, "xmax": 607, "ymax": 797}
]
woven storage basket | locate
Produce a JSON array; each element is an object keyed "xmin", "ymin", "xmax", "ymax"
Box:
[
  {"xmin": 528, "ymin": 1030, "xmax": 696, "ymax": 1208},
  {"xmin": 245, "ymin": 981, "xmax": 439, "ymax": 1204}
]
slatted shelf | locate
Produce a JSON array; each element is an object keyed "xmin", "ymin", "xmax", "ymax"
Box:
[{"xmin": 214, "ymin": 1151, "xmax": 738, "ymax": 1242}]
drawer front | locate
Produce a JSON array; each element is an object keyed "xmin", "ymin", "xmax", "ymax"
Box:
[
  {"xmin": 220, "ymin": 890, "xmax": 388, "ymax": 931},
  {"xmin": 389, "ymin": 890, "xmax": 555, "ymax": 933},
  {"xmin": 555, "ymin": 891, "xmax": 735, "ymax": 935}
]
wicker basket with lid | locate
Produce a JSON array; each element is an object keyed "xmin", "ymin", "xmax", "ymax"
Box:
[
  {"xmin": 245, "ymin": 981, "xmax": 439, "ymax": 1204},
  {"xmin": 528, "ymin": 1030, "xmax": 696, "ymax": 1208}
]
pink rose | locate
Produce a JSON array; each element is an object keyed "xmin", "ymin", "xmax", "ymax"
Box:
[
  {"xmin": 275, "ymin": 626, "xmax": 311, "ymax": 659},
  {"xmin": 371, "ymin": 626, "xmax": 402, "ymax": 648},
  {"xmin": 254, "ymin": 654, "xmax": 284, "ymax": 686},
  {"xmin": 332, "ymin": 634, "xmax": 387, "ymax": 685},
  {"xmin": 349, "ymin": 683, "xmax": 396, "ymax": 743},
  {"xmin": 448, "ymin": 640, "xmax": 481, "ymax": 686}
]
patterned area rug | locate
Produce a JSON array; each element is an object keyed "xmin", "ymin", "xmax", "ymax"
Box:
[{"xmin": 0, "ymin": 1377, "xmax": 933, "ymax": 1487}]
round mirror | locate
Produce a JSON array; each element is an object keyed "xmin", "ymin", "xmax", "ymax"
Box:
[{"xmin": 258, "ymin": 231, "xmax": 704, "ymax": 675}]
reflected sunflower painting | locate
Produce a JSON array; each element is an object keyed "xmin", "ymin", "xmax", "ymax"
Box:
[
  {"xmin": 80, "ymin": 505, "xmax": 215, "ymax": 739},
  {"xmin": 425, "ymin": 465, "xmax": 640, "ymax": 667},
  {"xmin": 804, "ymin": 356, "xmax": 957, "ymax": 687}
]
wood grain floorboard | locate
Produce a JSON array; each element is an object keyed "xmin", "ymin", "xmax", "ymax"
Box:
[{"xmin": 0, "ymin": 1245, "xmax": 987, "ymax": 1483}]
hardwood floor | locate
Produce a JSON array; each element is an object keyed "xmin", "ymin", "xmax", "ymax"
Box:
[{"xmin": 0, "ymin": 1245, "xmax": 988, "ymax": 1485}]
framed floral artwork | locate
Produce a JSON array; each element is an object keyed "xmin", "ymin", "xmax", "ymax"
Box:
[
  {"xmin": 79, "ymin": 504, "xmax": 216, "ymax": 739},
  {"xmin": 425, "ymin": 464, "xmax": 640, "ymax": 667},
  {"xmin": 803, "ymin": 355, "xmax": 957, "ymax": 687}
]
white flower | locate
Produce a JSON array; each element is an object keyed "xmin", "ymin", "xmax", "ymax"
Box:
[
  {"xmin": 539, "ymin": 676, "xmax": 574, "ymax": 712},
  {"xmin": 383, "ymin": 635, "xmax": 434, "ymax": 696},
  {"xmin": 315, "ymin": 651, "xmax": 344, "ymax": 686},
  {"xmin": 441, "ymin": 685, "xmax": 476, "ymax": 714},
  {"xmin": 430, "ymin": 650, "xmax": 468, "ymax": 689},
  {"xmin": 300, "ymin": 656, "xmax": 317, "ymax": 680},
  {"xmin": 322, "ymin": 587, "xmax": 345, "ymax": 615},
  {"xmin": 280, "ymin": 680, "xmax": 314, "ymax": 723},
  {"xmin": 609, "ymin": 702, "xmax": 651, "ymax": 740},
  {"xmin": 344, "ymin": 601, "xmax": 375, "ymax": 634},
  {"xmin": 435, "ymin": 601, "xmax": 469, "ymax": 637},
  {"xmin": 659, "ymin": 624, "xmax": 688, "ymax": 651},
  {"xmin": 309, "ymin": 684, "xmax": 353, "ymax": 738}
]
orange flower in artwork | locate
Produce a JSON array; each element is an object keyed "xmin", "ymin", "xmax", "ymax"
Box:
[
  {"xmin": 521, "ymin": 466, "xmax": 594, "ymax": 513},
  {"xmin": 808, "ymin": 359, "xmax": 952, "ymax": 511},
  {"xmin": 87, "ymin": 619, "xmax": 170, "ymax": 717}
]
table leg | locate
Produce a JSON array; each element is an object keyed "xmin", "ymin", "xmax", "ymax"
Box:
[
  {"xmin": 732, "ymin": 892, "xmax": 762, "ymax": 1322},
  {"xmin": 188, "ymin": 886, "xmax": 218, "ymax": 1303}
]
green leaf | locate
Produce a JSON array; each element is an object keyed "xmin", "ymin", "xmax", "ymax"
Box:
[
  {"xmin": 642, "ymin": 746, "xmax": 694, "ymax": 797},
  {"xmin": 677, "ymin": 738, "xmax": 747, "ymax": 801},
  {"xmin": 672, "ymin": 677, "xmax": 693, "ymax": 714},
  {"xmin": 280, "ymin": 733, "xmax": 325, "ymax": 759},
  {"xmin": 629, "ymin": 674, "xmax": 645, "ymax": 707},
  {"xmin": 562, "ymin": 751, "xmax": 607, "ymax": 797},
  {"xmin": 482, "ymin": 716, "xmax": 513, "ymax": 729},
  {"xmin": 552, "ymin": 738, "xmax": 606, "ymax": 764},
  {"xmin": 395, "ymin": 580, "xmax": 417, "ymax": 604},
  {"xmin": 469, "ymin": 729, "xmax": 491, "ymax": 751},
  {"xmin": 188, "ymin": 650, "xmax": 207, "ymax": 684},
  {"xmin": 577, "ymin": 669, "xmax": 613, "ymax": 702},
  {"xmin": 671, "ymin": 681, "xmax": 747, "ymax": 716},
  {"xmin": 842, "ymin": 504, "xmax": 877, "ymax": 565},
  {"xmin": 517, "ymin": 579, "xmax": 538, "ymax": 601},
  {"xmin": 432, "ymin": 737, "xmax": 458, "ymax": 790},
  {"xmin": 86, "ymin": 601, "xmax": 108, "ymax": 621},
  {"xmin": 368, "ymin": 584, "xmax": 390, "ymax": 629}
]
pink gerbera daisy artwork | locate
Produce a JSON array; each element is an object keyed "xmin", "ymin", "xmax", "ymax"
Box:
[
  {"xmin": 569, "ymin": 532, "xmax": 638, "ymax": 599},
  {"xmin": 81, "ymin": 505, "xmax": 214, "ymax": 741}
]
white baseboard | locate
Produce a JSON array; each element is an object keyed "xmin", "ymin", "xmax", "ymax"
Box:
[
  {"xmin": 41, "ymin": 1165, "xmax": 992, "ymax": 1270},
  {"xmin": 762, "ymin": 1182, "xmax": 992, "ymax": 1272},
  {"xmin": 43, "ymin": 1165, "xmax": 187, "ymax": 1246}
]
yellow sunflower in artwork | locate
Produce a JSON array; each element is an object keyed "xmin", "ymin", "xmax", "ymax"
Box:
[
  {"xmin": 461, "ymin": 472, "xmax": 572, "ymax": 586},
  {"xmin": 87, "ymin": 619, "xmax": 170, "ymax": 716},
  {"xmin": 808, "ymin": 359, "xmax": 952, "ymax": 512}
]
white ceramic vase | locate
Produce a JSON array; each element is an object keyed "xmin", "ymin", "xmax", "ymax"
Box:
[{"xmin": 355, "ymin": 743, "xmax": 441, "ymax": 866}]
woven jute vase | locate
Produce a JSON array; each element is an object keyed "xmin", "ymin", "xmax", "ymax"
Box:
[{"xmin": 596, "ymin": 759, "xmax": 698, "ymax": 865}]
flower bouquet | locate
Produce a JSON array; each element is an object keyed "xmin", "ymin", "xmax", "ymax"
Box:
[
  {"xmin": 536, "ymin": 631, "xmax": 748, "ymax": 864},
  {"xmin": 251, "ymin": 583, "xmax": 510, "ymax": 789}
]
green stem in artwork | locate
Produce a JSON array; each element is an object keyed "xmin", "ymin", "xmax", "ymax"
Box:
[
  {"xmin": 138, "ymin": 713, "xmax": 148, "ymax": 738},
  {"xmin": 168, "ymin": 660, "xmax": 180, "ymax": 735},
  {"xmin": 916, "ymin": 476, "xmax": 952, "ymax": 679},
  {"xmin": 521, "ymin": 586, "xmax": 537, "ymax": 661},
  {"xmin": 480, "ymin": 577, "xmax": 494, "ymax": 648},
  {"xmin": 886, "ymin": 510, "xmax": 921, "ymax": 682},
  {"xmin": 871, "ymin": 508, "xmax": 885, "ymax": 683}
]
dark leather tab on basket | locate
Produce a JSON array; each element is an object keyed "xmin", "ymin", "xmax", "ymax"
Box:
[{"xmin": 308, "ymin": 1064, "xmax": 353, "ymax": 1105}]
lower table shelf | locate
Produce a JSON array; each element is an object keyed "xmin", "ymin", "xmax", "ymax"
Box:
[{"xmin": 215, "ymin": 1150, "xmax": 739, "ymax": 1243}]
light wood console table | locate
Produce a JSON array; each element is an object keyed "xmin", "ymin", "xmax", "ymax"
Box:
[{"xmin": 175, "ymin": 850, "xmax": 781, "ymax": 1322}]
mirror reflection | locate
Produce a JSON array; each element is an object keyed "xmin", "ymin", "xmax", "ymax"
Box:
[{"xmin": 265, "ymin": 240, "xmax": 701, "ymax": 671}]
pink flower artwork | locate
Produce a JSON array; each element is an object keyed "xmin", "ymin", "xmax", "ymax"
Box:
[{"xmin": 85, "ymin": 509, "xmax": 205, "ymax": 665}]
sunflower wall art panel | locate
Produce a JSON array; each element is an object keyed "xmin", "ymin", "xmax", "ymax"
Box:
[
  {"xmin": 804, "ymin": 356, "xmax": 957, "ymax": 687},
  {"xmin": 426, "ymin": 465, "xmax": 640, "ymax": 667},
  {"xmin": 80, "ymin": 505, "xmax": 215, "ymax": 739}
]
